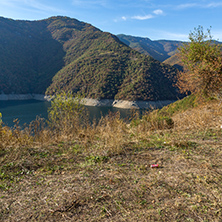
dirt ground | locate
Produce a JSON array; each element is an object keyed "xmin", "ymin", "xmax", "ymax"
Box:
[{"xmin": 0, "ymin": 101, "xmax": 222, "ymax": 221}]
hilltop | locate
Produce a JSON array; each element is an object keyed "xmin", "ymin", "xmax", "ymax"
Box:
[{"xmin": 0, "ymin": 16, "xmax": 181, "ymax": 101}]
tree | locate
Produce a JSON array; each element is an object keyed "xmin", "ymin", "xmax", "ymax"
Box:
[{"xmin": 177, "ymin": 26, "xmax": 222, "ymax": 97}]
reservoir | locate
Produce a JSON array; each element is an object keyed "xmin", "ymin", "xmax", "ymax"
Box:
[{"xmin": 0, "ymin": 100, "xmax": 137, "ymax": 127}]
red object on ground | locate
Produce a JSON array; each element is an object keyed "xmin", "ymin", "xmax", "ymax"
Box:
[{"xmin": 150, "ymin": 164, "xmax": 159, "ymax": 168}]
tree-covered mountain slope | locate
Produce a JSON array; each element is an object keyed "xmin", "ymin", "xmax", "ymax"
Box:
[
  {"xmin": 163, "ymin": 53, "xmax": 184, "ymax": 70},
  {"xmin": 117, "ymin": 34, "xmax": 222, "ymax": 72},
  {"xmin": 0, "ymin": 16, "xmax": 181, "ymax": 101},
  {"xmin": 0, "ymin": 16, "xmax": 65, "ymax": 94},
  {"xmin": 117, "ymin": 34, "xmax": 183, "ymax": 62}
]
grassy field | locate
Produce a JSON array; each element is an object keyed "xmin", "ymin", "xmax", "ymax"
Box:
[{"xmin": 0, "ymin": 96, "xmax": 222, "ymax": 221}]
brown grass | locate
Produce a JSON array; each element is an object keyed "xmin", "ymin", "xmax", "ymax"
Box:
[{"xmin": 0, "ymin": 99, "xmax": 222, "ymax": 221}]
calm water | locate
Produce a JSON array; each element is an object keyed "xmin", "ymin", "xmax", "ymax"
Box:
[
  {"xmin": 0, "ymin": 100, "xmax": 139, "ymax": 127},
  {"xmin": 0, "ymin": 100, "xmax": 50, "ymax": 127}
]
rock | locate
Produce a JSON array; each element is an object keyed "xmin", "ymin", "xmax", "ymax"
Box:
[{"xmin": 0, "ymin": 94, "xmax": 175, "ymax": 109}]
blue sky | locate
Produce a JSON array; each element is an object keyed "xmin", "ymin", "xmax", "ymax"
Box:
[{"xmin": 0, "ymin": 0, "xmax": 222, "ymax": 41}]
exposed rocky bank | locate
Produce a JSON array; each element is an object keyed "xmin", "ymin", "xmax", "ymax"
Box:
[{"xmin": 0, "ymin": 94, "xmax": 175, "ymax": 109}]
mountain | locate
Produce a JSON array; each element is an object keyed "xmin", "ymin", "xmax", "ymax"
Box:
[
  {"xmin": 117, "ymin": 34, "xmax": 222, "ymax": 71},
  {"xmin": 163, "ymin": 53, "xmax": 183, "ymax": 70},
  {"xmin": 117, "ymin": 34, "xmax": 183, "ymax": 63},
  {"xmin": 0, "ymin": 16, "xmax": 181, "ymax": 101},
  {"xmin": 0, "ymin": 16, "xmax": 66, "ymax": 94}
]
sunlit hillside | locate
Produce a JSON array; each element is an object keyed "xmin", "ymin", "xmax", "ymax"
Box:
[{"xmin": 0, "ymin": 16, "xmax": 181, "ymax": 101}]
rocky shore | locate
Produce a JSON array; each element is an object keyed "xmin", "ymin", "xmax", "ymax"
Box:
[
  {"xmin": 82, "ymin": 98, "xmax": 175, "ymax": 109},
  {"xmin": 0, "ymin": 94, "xmax": 175, "ymax": 109}
]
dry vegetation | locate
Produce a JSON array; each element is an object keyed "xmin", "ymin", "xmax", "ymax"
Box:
[{"xmin": 0, "ymin": 96, "xmax": 222, "ymax": 221}]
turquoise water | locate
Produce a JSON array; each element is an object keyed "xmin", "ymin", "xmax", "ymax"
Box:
[{"xmin": 0, "ymin": 100, "xmax": 138, "ymax": 127}]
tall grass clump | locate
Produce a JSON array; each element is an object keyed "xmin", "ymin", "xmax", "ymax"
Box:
[
  {"xmin": 91, "ymin": 112, "xmax": 130, "ymax": 155},
  {"xmin": 131, "ymin": 109, "xmax": 174, "ymax": 133}
]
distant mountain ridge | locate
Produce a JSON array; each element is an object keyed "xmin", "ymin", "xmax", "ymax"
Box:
[
  {"xmin": 0, "ymin": 16, "xmax": 182, "ymax": 101},
  {"xmin": 117, "ymin": 34, "xmax": 183, "ymax": 63},
  {"xmin": 117, "ymin": 34, "xmax": 222, "ymax": 70}
]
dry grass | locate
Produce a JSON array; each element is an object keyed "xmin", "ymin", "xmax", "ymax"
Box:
[{"xmin": 0, "ymin": 98, "xmax": 222, "ymax": 221}]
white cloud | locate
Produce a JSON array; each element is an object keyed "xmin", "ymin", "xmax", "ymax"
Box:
[
  {"xmin": 113, "ymin": 16, "xmax": 128, "ymax": 22},
  {"xmin": 0, "ymin": 0, "xmax": 29, "ymax": 7},
  {"xmin": 0, "ymin": 0, "xmax": 64, "ymax": 13},
  {"xmin": 72, "ymin": 0, "xmax": 108, "ymax": 7},
  {"xmin": 176, "ymin": 3, "xmax": 198, "ymax": 9},
  {"xmin": 131, "ymin": 8, "xmax": 163, "ymax": 21},
  {"xmin": 176, "ymin": 2, "xmax": 222, "ymax": 10},
  {"xmin": 27, "ymin": 0, "xmax": 63, "ymax": 12},
  {"xmin": 132, "ymin": 14, "xmax": 153, "ymax": 20},
  {"xmin": 0, "ymin": 0, "xmax": 13, "ymax": 6},
  {"xmin": 153, "ymin": 9, "xmax": 163, "ymax": 15},
  {"xmin": 205, "ymin": 2, "xmax": 222, "ymax": 8}
]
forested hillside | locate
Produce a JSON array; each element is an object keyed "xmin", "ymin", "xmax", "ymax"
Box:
[
  {"xmin": 117, "ymin": 34, "xmax": 222, "ymax": 71},
  {"xmin": 0, "ymin": 17, "xmax": 65, "ymax": 94},
  {"xmin": 0, "ymin": 16, "xmax": 181, "ymax": 101},
  {"xmin": 117, "ymin": 34, "xmax": 183, "ymax": 62}
]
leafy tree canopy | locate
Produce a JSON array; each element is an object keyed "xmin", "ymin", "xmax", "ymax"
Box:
[{"xmin": 177, "ymin": 26, "xmax": 222, "ymax": 97}]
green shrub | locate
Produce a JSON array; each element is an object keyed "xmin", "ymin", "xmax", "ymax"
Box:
[
  {"xmin": 159, "ymin": 94, "xmax": 197, "ymax": 116},
  {"xmin": 47, "ymin": 92, "xmax": 88, "ymax": 134}
]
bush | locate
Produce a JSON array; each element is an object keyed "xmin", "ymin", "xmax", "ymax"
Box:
[
  {"xmin": 159, "ymin": 94, "xmax": 198, "ymax": 116},
  {"xmin": 47, "ymin": 92, "xmax": 88, "ymax": 135}
]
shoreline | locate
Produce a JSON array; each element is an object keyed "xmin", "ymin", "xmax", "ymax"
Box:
[
  {"xmin": 0, "ymin": 94, "xmax": 175, "ymax": 109},
  {"xmin": 0, "ymin": 94, "xmax": 51, "ymax": 101}
]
